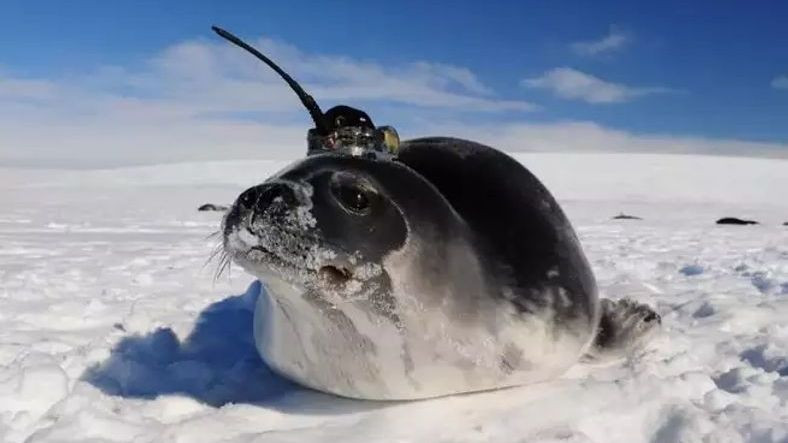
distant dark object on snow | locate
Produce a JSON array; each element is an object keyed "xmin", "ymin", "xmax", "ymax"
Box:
[
  {"xmin": 679, "ymin": 264, "xmax": 704, "ymax": 277},
  {"xmin": 612, "ymin": 213, "xmax": 642, "ymax": 220},
  {"xmin": 198, "ymin": 203, "xmax": 229, "ymax": 212},
  {"xmin": 783, "ymin": 221, "xmax": 788, "ymax": 226},
  {"xmin": 716, "ymin": 217, "xmax": 759, "ymax": 225}
]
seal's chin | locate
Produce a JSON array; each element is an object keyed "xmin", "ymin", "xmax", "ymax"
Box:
[{"xmin": 229, "ymin": 242, "xmax": 361, "ymax": 296}]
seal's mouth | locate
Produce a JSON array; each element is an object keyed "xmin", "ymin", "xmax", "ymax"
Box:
[
  {"xmin": 230, "ymin": 231, "xmax": 359, "ymax": 291},
  {"xmin": 318, "ymin": 264, "xmax": 353, "ymax": 288}
]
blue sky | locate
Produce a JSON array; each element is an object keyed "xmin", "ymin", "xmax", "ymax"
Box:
[{"xmin": 1, "ymin": 0, "xmax": 786, "ymax": 167}]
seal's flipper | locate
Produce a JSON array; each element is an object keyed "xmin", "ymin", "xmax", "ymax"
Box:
[{"xmin": 586, "ymin": 298, "xmax": 661, "ymax": 360}]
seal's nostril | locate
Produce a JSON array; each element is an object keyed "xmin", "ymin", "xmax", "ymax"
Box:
[
  {"xmin": 257, "ymin": 183, "xmax": 296, "ymax": 213},
  {"xmin": 238, "ymin": 183, "xmax": 297, "ymax": 216},
  {"xmin": 275, "ymin": 183, "xmax": 298, "ymax": 207},
  {"xmin": 238, "ymin": 186, "xmax": 261, "ymax": 209}
]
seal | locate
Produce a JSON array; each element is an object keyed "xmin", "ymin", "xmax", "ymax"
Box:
[
  {"xmin": 221, "ymin": 138, "xmax": 661, "ymax": 399},
  {"xmin": 212, "ymin": 26, "xmax": 661, "ymax": 400}
]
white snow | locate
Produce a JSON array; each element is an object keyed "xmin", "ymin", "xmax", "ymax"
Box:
[{"xmin": 1, "ymin": 153, "xmax": 786, "ymax": 442}]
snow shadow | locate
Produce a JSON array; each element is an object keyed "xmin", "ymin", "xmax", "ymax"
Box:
[{"xmin": 82, "ymin": 280, "xmax": 384, "ymax": 413}]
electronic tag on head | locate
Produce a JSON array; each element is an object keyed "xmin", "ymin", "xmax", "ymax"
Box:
[{"xmin": 212, "ymin": 26, "xmax": 400, "ymax": 160}]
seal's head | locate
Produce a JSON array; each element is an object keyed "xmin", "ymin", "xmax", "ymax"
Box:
[{"xmin": 222, "ymin": 154, "xmax": 452, "ymax": 307}]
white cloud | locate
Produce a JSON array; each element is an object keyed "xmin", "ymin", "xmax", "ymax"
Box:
[
  {"xmin": 0, "ymin": 35, "xmax": 785, "ymax": 168},
  {"xmin": 0, "ymin": 76, "xmax": 58, "ymax": 101},
  {"xmin": 771, "ymin": 75, "xmax": 788, "ymax": 90},
  {"xmin": 522, "ymin": 68, "xmax": 675, "ymax": 104},
  {"xmin": 134, "ymin": 37, "xmax": 535, "ymax": 113},
  {"xmin": 0, "ymin": 36, "xmax": 536, "ymax": 167},
  {"xmin": 571, "ymin": 26, "xmax": 631, "ymax": 57}
]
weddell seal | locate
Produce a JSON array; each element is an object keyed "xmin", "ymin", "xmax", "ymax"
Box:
[{"xmin": 213, "ymin": 27, "xmax": 661, "ymax": 400}]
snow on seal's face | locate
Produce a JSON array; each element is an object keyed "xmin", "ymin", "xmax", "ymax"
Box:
[{"xmin": 222, "ymin": 155, "xmax": 409, "ymax": 309}]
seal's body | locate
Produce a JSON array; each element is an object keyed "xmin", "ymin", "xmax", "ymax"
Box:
[
  {"xmin": 211, "ymin": 26, "xmax": 660, "ymax": 400},
  {"xmin": 222, "ymin": 138, "xmax": 658, "ymax": 400}
]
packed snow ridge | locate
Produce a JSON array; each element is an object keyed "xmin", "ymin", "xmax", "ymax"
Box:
[{"xmin": 0, "ymin": 153, "xmax": 786, "ymax": 442}]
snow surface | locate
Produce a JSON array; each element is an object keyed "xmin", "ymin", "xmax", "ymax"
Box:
[{"xmin": 1, "ymin": 153, "xmax": 786, "ymax": 442}]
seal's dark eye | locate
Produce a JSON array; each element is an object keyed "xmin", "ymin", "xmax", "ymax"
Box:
[
  {"xmin": 330, "ymin": 176, "xmax": 377, "ymax": 215},
  {"xmin": 340, "ymin": 187, "xmax": 368, "ymax": 212}
]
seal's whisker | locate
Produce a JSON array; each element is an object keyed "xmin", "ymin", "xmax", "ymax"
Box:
[
  {"xmin": 204, "ymin": 240, "xmax": 225, "ymax": 270},
  {"xmin": 214, "ymin": 251, "xmax": 233, "ymax": 282},
  {"xmin": 204, "ymin": 235, "xmax": 233, "ymax": 283}
]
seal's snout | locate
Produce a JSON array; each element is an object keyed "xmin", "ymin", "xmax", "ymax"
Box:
[{"xmin": 238, "ymin": 182, "xmax": 297, "ymax": 216}]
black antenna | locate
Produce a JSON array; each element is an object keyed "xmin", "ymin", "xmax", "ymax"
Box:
[{"xmin": 211, "ymin": 25, "xmax": 329, "ymax": 134}]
